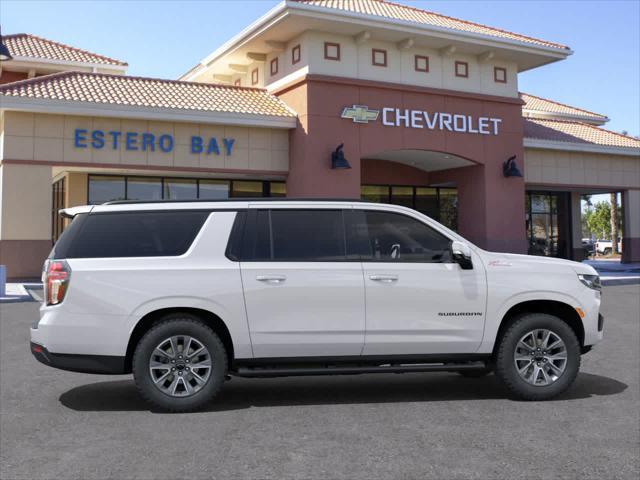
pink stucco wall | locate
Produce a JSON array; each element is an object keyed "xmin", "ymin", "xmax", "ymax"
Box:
[{"xmin": 276, "ymin": 74, "xmax": 528, "ymax": 253}]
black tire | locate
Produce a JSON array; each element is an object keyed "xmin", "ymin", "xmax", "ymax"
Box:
[
  {"xmin": 495, "ymin": 313, "xmax": 580, "ymax": 401},
  {"xmin": 603, "ymin": 247, "xmax": 612, "ymax": 256},
  {"xmin": 458, "ymin": 368, "xmax": 492, "ymax": 378},
  {"xmin": 132, "ymin": 313, "xmax": 228, "ymax": 412}
]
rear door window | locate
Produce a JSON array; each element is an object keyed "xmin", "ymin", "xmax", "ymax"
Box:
[
  {"xmin": 54, "ymin": 211, "xmax": 209, "ymax": 258},
  {"xmin": 241, "ymin": 209, "xmax": 346, "ymax": 261}
]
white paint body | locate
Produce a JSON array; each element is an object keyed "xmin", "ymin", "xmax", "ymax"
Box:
[{"xmin": 31, "ymin": 201, "xmax": 603, "ymax": 361}]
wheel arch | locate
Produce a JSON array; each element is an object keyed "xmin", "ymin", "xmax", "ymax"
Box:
[
  {"xmin": 124, "ymin": 307, "xmax": 234, "ymax": 373},
  {"xmin": 492, "ymin": 300, "xmax": 585, "ymax": 357}
]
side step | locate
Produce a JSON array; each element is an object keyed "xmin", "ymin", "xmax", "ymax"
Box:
[{"xmin": 233, "ymin": 362, "xmax": 488, "ymax": 378}]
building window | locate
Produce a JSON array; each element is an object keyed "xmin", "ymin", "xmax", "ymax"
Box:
[
  {"xmin": 127, "ymin": 177, "xmax": 163, "ymax": 201},
  {"xmin": 361, "ymin": 185, "xmax": 458, "ymax": 231},
  {"xmin": 455, "ymin": 61, "xmax": 469, "ymax": 78},
  {"xmin": 51, "ymin": 177, "xmax": 66, "ymax": 243},
  {"xmin": 251, "ymin": 68, "xmax": 259, "ymax": 85},
  {"xmin": 234, "ymin": 78, "xmax": 241, "ymax": 87},
  {"xmin": 164, "ymin": 178, "xmax": 197, "ymax": 200},
  {"xmin": 372, "ymin": 48, "xmax": 387, "ymax": 67},
  {"xmin": 292, "ymin": 44, "xmax": 301, "ymax": 65},
  {"xmin": 324, "ymin": 42, "xmax": 340, "ymax": 61},
  {"xmin": 494, "ymin": 66, "xmax": 507, "ymax": 83},
  {"xmin": 270, "ymin": 58, "xmax": 279, "ymax": 76},
  {"xmin": 88, "ymin": 175, "xmax": 284, "ymax": 203},
  {"xmin": 414, "ymin": 55, "xmax": 429, "ymax": 73}
]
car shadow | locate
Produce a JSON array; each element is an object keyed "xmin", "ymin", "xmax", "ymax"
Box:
[{"xmin": 59, "ymin": 371, "xmax": 628, "ymax": 413}]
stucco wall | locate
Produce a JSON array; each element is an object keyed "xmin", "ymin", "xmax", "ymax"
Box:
[
  {"xmin": 524, "ymin": 148, "xmax": 640, "ymax": 189},
  {"xmin": 1, "ymin": 111, "xmax": 290, "ymax": 173}
]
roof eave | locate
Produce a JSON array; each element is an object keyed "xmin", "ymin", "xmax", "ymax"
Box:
[
  {"xmin": 522, "ymin": 110, "xmax": 609, "ymax": 126},
  {"xmin": 524, "ymin": 138, "xmax": 640, "ymax": 157},
  {"xmin": 179, "ymin": 1, "xmax": 289, "ymax": 81},
  {"xmin": 0, "ymin": 96, "xmax": 297, "ymax": 129},
  {"xmin": 179, "ymin": 0, "xmax": 571, "ymax": 81},
  {"xmin": 5, "ymin": 55, "xmax": 128, "ymax": 71},
  {"xmin": 288, "ymin": 0, "xmax": 572, "ymax": 57}
]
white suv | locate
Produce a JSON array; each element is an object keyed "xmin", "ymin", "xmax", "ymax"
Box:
[{"xmin": 31, "ymin": 200, "xmax": 604, "ymax": 412}]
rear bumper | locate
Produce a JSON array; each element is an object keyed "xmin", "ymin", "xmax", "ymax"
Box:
[{"xmin": 30, "ymin": 342, "xmax": 127, "ymax": 375}]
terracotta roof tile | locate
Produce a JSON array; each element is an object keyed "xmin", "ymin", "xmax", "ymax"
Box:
[
  {"xmin": 524, "ymin": 118, "xmax": 640, "ymax": 149},
  {"xmin": 3, "ymin": 33, "xmax": 127, "ymax": 66},
  {"xmin": 0, "ymin": 71, "xmax": 296, "ymax": 118},
  {"xmin": 520, "ymin": 93, "xmax": 607, "ymax": 121},
  {"xmin": 293, "ymin": 0, "xmax": 568, "ymax": 50}
]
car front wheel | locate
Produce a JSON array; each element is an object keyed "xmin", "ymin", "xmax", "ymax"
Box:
[
  {"xmin": 132, "ymin": 314, "xmax": 228, "ymax": 412},
  {"xmin": 495, "ymin": 313, "xmax": 580, "ymax": 401}
]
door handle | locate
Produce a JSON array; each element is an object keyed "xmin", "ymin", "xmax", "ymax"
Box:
[
  {"xmin": 369, "ymin": 274, "xmax": 398, "ymax": 283},
  {"xmin": 256, "ymin": 275, "xmax": 287, "ymax": 283}
]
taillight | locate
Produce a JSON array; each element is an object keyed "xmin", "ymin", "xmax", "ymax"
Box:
[{"xmin": 43, "ymin": 260, "xmax": 71, "ymax": 306}]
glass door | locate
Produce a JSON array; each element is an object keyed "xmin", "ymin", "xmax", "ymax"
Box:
[{"xmin": 526, "ymin": 192, "xmax": 570, "ymax": 258}]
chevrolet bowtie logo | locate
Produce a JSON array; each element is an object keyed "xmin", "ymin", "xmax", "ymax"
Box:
[{"xmin": 341, "ymin": 105, "xmax": 380, "ymax": 124}]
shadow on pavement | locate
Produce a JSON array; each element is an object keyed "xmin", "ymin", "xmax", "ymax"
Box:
[{"xmin": 59, "ymin": 371, "xmax": 628, "ymax": 413}]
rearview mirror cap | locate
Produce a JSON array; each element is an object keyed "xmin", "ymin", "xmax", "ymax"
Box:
[{"xmin": 451, "ymin": 240, "xmax": 473, "ymax": 270}]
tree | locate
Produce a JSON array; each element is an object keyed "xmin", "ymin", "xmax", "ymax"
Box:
[
  {"xmin": 610, "ymin": 192, "xmax": 619, "ymax": 254},
  {"xmin": 584, "ymin": 201, "xmax": 612, "ymax": 240}
]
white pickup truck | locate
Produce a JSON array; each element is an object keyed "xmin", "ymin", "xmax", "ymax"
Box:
[{"xmin": 595, "ymin": 238, "xmax": 622, "ymax": 255}]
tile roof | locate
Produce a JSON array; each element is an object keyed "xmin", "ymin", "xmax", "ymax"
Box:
[
  {"xmin": 292, "ymin": 0, "xmax": 569, "ymax": 50},
  {"xmin": 520, "ymin": 93, "xmax": 608, "ymax": 121},
  {"xmin": 3, "ymin": 33, "xmax": 127, "ymax": 67},
  {"xmin": 523, "ymin": 118, "xmax": 640, "ymax": 149},
  {"xmin": 0, "ymin": 71, "xmax": 297, "ymax": 118}
]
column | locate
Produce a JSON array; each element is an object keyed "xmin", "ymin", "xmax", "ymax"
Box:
[
  {"xmin": 570, "ymin": 192, "xmax": 586, "ymax": 261},
  {"xmin": 621, "ymin": 189, "xmax": 640, "ymax": 263},
  {"xmin": 0, "ymin": 163, "xmax": 53, "ymax": 279}
]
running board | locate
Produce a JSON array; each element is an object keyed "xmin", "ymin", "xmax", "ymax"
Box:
[{"xmin": 232, "ymin": 362, "xmax": 488, "ymax": 378}]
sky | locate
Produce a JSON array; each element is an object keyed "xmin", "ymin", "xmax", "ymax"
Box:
[{"xmin": 1, "ymin": 0, "xmax": 639, "ymax": 137}]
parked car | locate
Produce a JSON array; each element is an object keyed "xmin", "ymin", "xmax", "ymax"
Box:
[
  {"xmin": 581, "ymin": 238, "xmax": 595, "ymax": 257},
  {"xmin": 31, "ymin": 200, "xmax": 604, "ymax": 412},
  {"xmin": 595, "ymin": 238, "xmax": 622, "ymax": 255}
]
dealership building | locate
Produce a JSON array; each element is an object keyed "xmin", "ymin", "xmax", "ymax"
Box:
[{"xmin": 1, "ymin": 0, "xmax": 639, "ymax": 278}]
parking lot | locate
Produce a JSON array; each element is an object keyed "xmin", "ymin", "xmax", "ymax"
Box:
[{"xmin": 1, "ymin": 284, "xmax": 638, "ymax": 480}]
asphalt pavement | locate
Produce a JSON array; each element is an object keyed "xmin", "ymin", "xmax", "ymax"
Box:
[{"xmin": 1, "ymin": 285, "xmax": 638, "ymax": 480}]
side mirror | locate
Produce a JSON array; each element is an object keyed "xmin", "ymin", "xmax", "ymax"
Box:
[{"xmin": 451, "ymin": 240, "xmax": 473, "ymax": 270}]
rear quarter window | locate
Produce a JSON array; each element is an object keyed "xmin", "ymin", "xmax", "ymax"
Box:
[{"xmin": 53, "ymin": 210, "xmax": 209, "ymax": 259}]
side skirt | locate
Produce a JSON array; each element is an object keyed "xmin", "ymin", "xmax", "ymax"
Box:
[{"xmin": 231, "ymin": 354, "xmax": 491, "ymax": 378}]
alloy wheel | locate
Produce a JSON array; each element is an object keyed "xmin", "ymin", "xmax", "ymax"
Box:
[
  {"xmin": 149, "ymin": 335, "xmax": 212, "ymax": 397},
  {"xmin": 514, "ymin": 329, "xmax": 567, "ymax": 386}
]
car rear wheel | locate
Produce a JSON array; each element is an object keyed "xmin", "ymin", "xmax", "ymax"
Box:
[
  {"xmin": 495, "ymin": 313, "xmax": 580, "ymax": 401},
  {"xmin": 133, "ymin": 314, "xmax": 227, "ymax": 412}
]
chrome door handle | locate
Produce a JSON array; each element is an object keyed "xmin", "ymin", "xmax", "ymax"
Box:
[
  {"xmin": 369, "ymin": 274, "xmax": 398, "ymax": 283},
  {"xmin": 256, "ymin": 275, "xmax": 287, "ymax": 283}
]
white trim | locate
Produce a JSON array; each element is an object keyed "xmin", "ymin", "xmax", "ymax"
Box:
[
  {"xmin": 180, "ymin": 1, "xmax": 288, "ymax": 81},
  {"xmin": 6, "ymin": 56, "xmax": 127, "ymax": 72},
  {"xmin": 524, "ymin": 138, "xmax": 640, "ymax": 157},
  {"xmin": 0, "ymin": 96, "xmax": 297, "ymax": 129},
  {"xmin": 523, "ymin": 110, "xmax": 609, "ymax": 126},
  {"xmin": 289, "ymin": 1, "xmax": 572, "ymax": 56},
  {"xmin": 181, "ymin": 0, "xmax": 571, "ymax": 81}
]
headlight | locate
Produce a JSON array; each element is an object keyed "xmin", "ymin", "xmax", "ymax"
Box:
[{"xmin": 578, "ymin": 274, "xmax": 601, "ymax": 291}]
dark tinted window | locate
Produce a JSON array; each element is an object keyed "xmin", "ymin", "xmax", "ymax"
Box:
[
  {"xmin": 225, "ymin": 211, "xmax": 247, "ymax": 261},
  {"xmin": 351, "ymin": 210, "xmax": 452, "ymax": 263},
  {"xmin": 271, "ymin": 210, "xmax": 345, "ymax": 261},
  {"xmin": 241, "ymin": 209, "xmax": 346, "ymax": 261},
  {"xmin": 55, "ymin": 211, "xmax": 209, "ymax": 259},
  {"xmin": 49, "ymin": 213, "xmax": 88, "ymax": 259}
]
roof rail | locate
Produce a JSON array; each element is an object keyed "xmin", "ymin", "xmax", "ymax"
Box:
[{"xmin": 103, "ymin": 198, "xmax": 363, "ymax": 205}]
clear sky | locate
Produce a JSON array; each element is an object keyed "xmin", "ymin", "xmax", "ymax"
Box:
[{"xmin": 2, "ymin": 0, "xmax": 639, "ymax": 136}]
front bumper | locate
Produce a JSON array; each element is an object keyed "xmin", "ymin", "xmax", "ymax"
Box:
[{"xmin": 30, "ymin": 342, "xmax": 127, "ymax": 375}]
